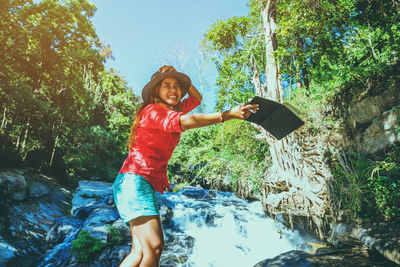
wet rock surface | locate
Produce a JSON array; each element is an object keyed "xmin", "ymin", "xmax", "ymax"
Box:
[
  {"xmin": 1, "ymin": 170, "xmax": 400, "ymax": 267},
  {"xmin": 0, "ymin": 169, "xmax": 71, "ymax": 266},
  {"xmin": 347, "ymin": 89, "xmax": 400, "ymax": 155},
  {"xmin": 352, "ymin": 222, "xmax": 400, "ymax": 265},
  {"xmin": 254, "ymin": 245, "xmax": 397, "ymax": 267}
]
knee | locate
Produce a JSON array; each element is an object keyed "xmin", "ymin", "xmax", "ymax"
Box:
[
  {"xmin": 143, "ymin": 240, "xmax": 164, "ymax": 261},
  {"xmin": 151, "ymin": 239, "xmax": 164, "ymax": 257},
  {"xmin": 154, "ymin": 240, "xmax": 164, "ymax": 257}
]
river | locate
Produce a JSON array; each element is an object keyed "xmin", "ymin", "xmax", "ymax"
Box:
[
  {"xmin": 3, "ymin": 177, "xmax": 312, "ymax": 267},
  {"xmin": 159, "ymin": 188, "xmax": 311, "ymax": 266}
]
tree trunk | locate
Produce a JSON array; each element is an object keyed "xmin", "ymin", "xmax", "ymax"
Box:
[
  {"xmin": 262, "ymin": 0, "xmax": 282, "ymax": 102},
  {"xmin": 49, "ymin": 117, "xmax": 63, "ymax": 167},
  {"xmin": 15, "ymin": 129, "xmax": 21, "ymax": 149},
  {"xmin": 1, "ymin": 107, "xmax": 6, "ymax": 129},
  {"xmin": 21, "ymin": 117, "xmax": 30, "ymax": 161},
  {"xmin": 295, "ymin": 37, "xmax": 310, "ymax": 93},
  {"xmin": 250, "ymin": 0, "xmax": 335, "ymax": 240}
]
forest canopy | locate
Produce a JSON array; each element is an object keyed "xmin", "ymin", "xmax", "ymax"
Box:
[
  {"xmin": 1, "ymin": 0, "xmax": 399, "ymax": 221},
  {"xmin": 0, "ymin": 0, "xmax": 140, "ymax": 184}
]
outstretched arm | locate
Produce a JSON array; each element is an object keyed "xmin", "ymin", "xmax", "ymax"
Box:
[{"xmin": 180, "ymin": 103, "xmax": 258, "ymax": 131}]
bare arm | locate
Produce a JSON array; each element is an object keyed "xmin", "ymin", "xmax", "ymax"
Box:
[
  {"xmin": 187, "ymin": 85, "xmax": 203, "ymax": 103},
  {"xmin": 180, "ymin": 103, "xmax": 258, "ymax": 131}
]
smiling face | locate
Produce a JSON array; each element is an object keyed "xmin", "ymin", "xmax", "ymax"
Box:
[{"xmin": 157, "ymin": 77, "xmax": 182, "ymax": 107}]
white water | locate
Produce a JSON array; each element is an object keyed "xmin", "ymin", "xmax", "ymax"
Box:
[{"xmin": 162, "ymin": 190, "xmax": 311, "ymax": 267}]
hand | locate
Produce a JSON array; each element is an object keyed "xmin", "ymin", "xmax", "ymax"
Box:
[{"xmin": 228, "ymin": 103, "xmax": 259, "ymax": 120}]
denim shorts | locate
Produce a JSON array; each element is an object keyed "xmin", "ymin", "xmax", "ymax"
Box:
[{"xmin": 112, "ymin": 173, "xmax": 161, "ymax": 225}]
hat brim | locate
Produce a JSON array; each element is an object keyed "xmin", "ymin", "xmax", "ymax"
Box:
[{"xmin": 142, "ymin": 72, "xmax": 191, "ymax": 102}]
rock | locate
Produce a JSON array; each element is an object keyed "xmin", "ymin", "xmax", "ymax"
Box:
[
  {"xmin": 328, "ymin": 223, "xmax": 360, "ymax": 246},
  {"xmin": 71, "ymin": 180, "xmax": 113, "ymax": 217},
  {"xmin": 326, "ymin": 221, "xmax": 400, "ymax": 266},
  {"xmin": 10, "ymin": 190, "xmax": 27, "ymax": 201},
  {"xmin": 0, "ymin": 170, "xmax": 27, "ymax": 201},
  {"xmin": 351, "ymin": 222, "xmax": 400, "ymax": 265},
  {"xmin": 98, "ymin": 246, "xmax": 130, "ymax": 266},
  {"xmin": 346, "ymin": 89, "xmax": 400, "ymax": 155},
  {"xmin": 181, "ymin": 188, "xmax": 209, "ymax": 199},
  {"xmin": 0, "ymin": 170, "xmax": 27, "ymax": 192},
  {"xmin": 161, "ymin": 232, "xmax": 195, "ymax": 266},
  {"xmin": 349, "ymin": 96, "xmax": 382, "ymax": 126},
  {"xmin": 85, "ymin": 207, "xmax": 119, "ymax": 226},
  {"xmin": 83, "ymin": 225, "xmax": 110, "ymax": 243},
  {"xmin": 29, "ymin": 182, "xmax": 50, "ymax": 198},
  {"xmin": 111, "ymin": 219, "xmax": 130, "ymax": 240},
  {"xmin": 0, "ymin": 239, "xmax": 17, "ymax": 264},
  {"xmin": 359, "ymin": 108, "xmax": 400, "ymax": 155},
  {"xmin": 254, "ymin": 250, "xmax": 314, "ymax": 267},
  {"xmin": 348, "ymin": 89, "xmax": 400, "ymax": 127},
  {"xmin": 254, "ymin": 247, "xmax": 397, "ymax": 267},
  {"xmin": 82, "ymin": 207, "xmax": 119, "ymax": 242},
  {"xmin": 1, "ymin": 170, "xmax": 71, "ymax": 267},
  {"xmin": 46, "ymin": 217, "xmax": 83, "ymax": 244}
]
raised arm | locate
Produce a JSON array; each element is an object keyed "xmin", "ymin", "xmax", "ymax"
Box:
[
  {"xmin": 180, "ymin": 103, "xmax": 258, "ymax": 131},
  {"xmin": 187, "ymin": 85, "xmax": 203, "ymax": 103}
]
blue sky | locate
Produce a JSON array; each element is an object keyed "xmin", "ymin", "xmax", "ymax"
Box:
[{"xmin": 91, "ymin": 0, "xmax": 249, "ymax": 111}]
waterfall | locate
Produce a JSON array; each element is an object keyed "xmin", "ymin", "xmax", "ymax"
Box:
[
  {"xmin": 160, "ymin": 188, "xmax": 311, "ymax": 266},
  {"xmin": 4, "ymin": 175, "xmax": 395, "ymax": 267},
  {"xmin": 7, "ymin": 179, "xmax": 311, "ymax": 267}
]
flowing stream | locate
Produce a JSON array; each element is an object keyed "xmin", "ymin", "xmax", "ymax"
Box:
[
  {"xmin": 160, "ymin": 188, "xmax": 312, "ymax": 266},
  {"xmin": 4, "ymin": 179, "xmax": 312, "ymax": 267},
  {"xmin": 4, "ymin": 174, "xmax": 396, "ymax": 266}
]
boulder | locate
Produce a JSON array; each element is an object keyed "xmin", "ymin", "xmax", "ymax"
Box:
[
  {"xmin": 254, "ymin": 247, "xmax": 397, "ymax": 267},
  {"xmin": 0, "ymin": 170, "xmax": 27, "ymax": 201},
  {"xmin": 84, "ymin": 207, "xmax": 119, "ymax": 226},
  {"xmin": 348, "ymin": 89, "xmax": 400, "ymax": 128},
  {"xmin": 350, "ymin": 222, "xmax": 400, "ymax": 265},
  {"xmin": 349, "ymin": 96, "xmax": 382, "ymax": 126},
  {"xmin": 111, "ymin": 219, "xmax": 130, "ymax": 240},
  {"xmin": 83, "ymin": 207, "xmax": 120, "ymax": 242},
  {"xmin": 29, "ymin": 182, "xmax": 50, "ymax": 198},
  {"xmin": 46, "ymin": 217, "xmax": 83, "ymax": 244},
  {"xmin": 0, "ymin": 239, "xmax": 17, "ymax": 265},
  {"xmin": 358, "ymin": 108, "xmax": 400, "ymax": 155},
  {"xmin": 97, "ymin": 246, "xmax": 130, "ymax": 266},
  {"xmin": 71, "ymin": 180, "xmax": 113, "ymax": 217}
]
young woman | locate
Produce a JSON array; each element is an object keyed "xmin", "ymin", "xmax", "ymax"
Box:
[{"xmin": 113, "ymin": 65, "xmax": 258, "ymax": 267}]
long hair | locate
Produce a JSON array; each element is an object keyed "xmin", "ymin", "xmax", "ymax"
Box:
[{"xmin": 127, "ymin": 65, "xmax": 180, "ymax": 151}]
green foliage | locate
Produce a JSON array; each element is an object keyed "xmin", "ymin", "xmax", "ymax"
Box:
[
  {"xmin": 203, "ymin": 0, "xmax": 400, "ymax": 223},
  {"xmin": 332, "ymin": 149, "xmax": 400, "ymax": 221},
  {"xmin": 0, "ymin": 1, "xmax": 140, "ymax": 183},
  {"xmin": 71, "ymin": 230, "xmax": 106, "ymax": 263},
  {"xmin": 332, "ymin": 151, "xmax": 374, "ymax": 220},
  {"xmin": 369, "ymin": 152, "xmax": 400, "ymax": 219},
  {"xmin": 107, "ymin": 225, "xmax": 124, "ymax": 245},
  {"xmin": 70, "ymin": 225, "xmax": 126, "ymax": 262},
  {"xmin": 213, "ymin": 52, "xmax": 255, "ymax": 111},
  {"xmin": 169, "ymin": 120, "xmax": 269, "ymax": 196},
  {"xmin": 204, "ymin": 16, "xmax": 251, "ymax": 51}
]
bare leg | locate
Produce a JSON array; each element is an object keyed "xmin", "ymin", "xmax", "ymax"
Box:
[
  {"xmin": 120, "ymin": 225, "xmax": 143, "ymax": 267},
  {"xmin": 131, "ymin": 215, "xmax": 164, "ymax": 267}
]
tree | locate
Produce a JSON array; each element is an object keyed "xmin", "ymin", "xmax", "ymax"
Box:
[
  {"xmin": 0, "ymin": 1, "xmax": 140, "ymax": 183},
  {"xmin": 204, "ymin": 0, "xmax": 400, "ymax": 237}
]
